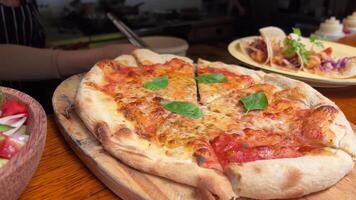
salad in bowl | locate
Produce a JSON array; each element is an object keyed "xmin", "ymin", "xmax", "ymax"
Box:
[
  {"xmin": 0, "ymin": 86, "xmax": 46, "ymax": 200},
  {"xmin": 0, "ymin": 92, "xmax": 29, "ymax": 167}
]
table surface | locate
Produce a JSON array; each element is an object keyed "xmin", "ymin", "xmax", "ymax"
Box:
[{"xmin": 20, "ymin": 42, "xmax": 356, "ymax": 200}]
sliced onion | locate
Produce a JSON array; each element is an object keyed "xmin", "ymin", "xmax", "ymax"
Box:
[
  {"xmin": 8, "ymin": 132, "xmax": 29, "ymax": 144},
  {"xmin": 0, "ymin": 114, "xmax": 26, "ymax": 126},
  {"xmin": 2, "ymin": 117, "xmax": 27, "ymax": 136}
]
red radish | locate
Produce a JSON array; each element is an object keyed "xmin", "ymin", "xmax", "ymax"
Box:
[
  {"xmin": 1, "ymin": 100, "xmax": 28, "ymax": 117},
  {"xmin": 0, "ymin": 136, "xmax": 24, "ymax": 159}
]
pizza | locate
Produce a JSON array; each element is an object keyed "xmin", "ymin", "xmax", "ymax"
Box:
[
  {"xmin": 75, "ymin": 49, "xmax": 356, "ymax": 199},
  {"xmin": 239, "ymin": 26, "xmax": 356, "ymax": 78}
]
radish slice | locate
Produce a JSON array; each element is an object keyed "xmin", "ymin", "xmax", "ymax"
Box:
[
  {"xmin": 3, "ymin": 117, "xmax": 27, "ymax": 136},
  {"xmin": 0, "ymin": 114, "xmax": 26, "ymax": 126}
]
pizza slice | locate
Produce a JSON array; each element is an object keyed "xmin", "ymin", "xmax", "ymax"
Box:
[
  {"xmin": 195, "ymin": 60, "xmax": 356, "ymax": 198},
  {"xmin": 199, "ymin": 60, "xmax": 356, "ymax": 156},
  {"xmin": 80, "ymin": 50, "xmax": 197, "ymax": 138}
]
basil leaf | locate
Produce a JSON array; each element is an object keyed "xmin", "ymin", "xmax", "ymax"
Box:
[
  {"xmin": 144, "ymin": 76, "xmax": 168, "ymax": 90},
  {"xmin": 195, "ymin": 73, "xmax": 228, "ymax": 84},
  {"xmin": 240, "ymin": 92, "xmax": 268, "ymax": 113},
  {"xmin": 160, "ymin": 101, "xmax": 203, "ymax": 119}
]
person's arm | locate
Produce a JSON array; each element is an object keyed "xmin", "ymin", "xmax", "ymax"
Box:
[
  {"xmin": 0, "ymin": 0, "xmax": 20, "ymax": 7},
  {"xmin": 0, "ymin": 44, "xmax": 136, "ymax": 81}
]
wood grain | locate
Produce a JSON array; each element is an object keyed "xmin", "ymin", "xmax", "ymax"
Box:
[
  {"xmin": 20, "ymin": 117, "xmax": 118, "ymax": 199},
  {"xmin": 0, "ymin": 87, "xmax": 47, "ymax": 200},
  {"xmin": 49, "ymin": 74, "xmax": 356, "ymax": 200}
]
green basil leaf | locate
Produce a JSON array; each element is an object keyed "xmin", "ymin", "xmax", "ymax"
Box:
[
  {"xmin": 240, "ymin": 92, "xmax": 268, "ymax": 113},
  {"xmin": 160, "ymin": 101, "xmax": 203, "ymax": 119},
  {"xmin": 195, "ymin": 73, "xmax": 228, "ymax": 84},
  {"xmin": 144, "ymin": 76, "xmax": 168, "ymax": 90}
]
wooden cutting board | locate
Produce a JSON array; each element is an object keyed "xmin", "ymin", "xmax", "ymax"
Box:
[{"xmin": 52, "ymin": 74, "xmax": 356, "ymax": 200}]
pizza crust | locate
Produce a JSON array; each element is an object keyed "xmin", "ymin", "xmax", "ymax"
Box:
[
  {"xmin": 132, "ymin": 49, "xmax": 193, "ymax": 65},
  {"xmin": 225, "ymin": 148, "xmax": 353, "ymax": 199},
  {"xmin": 114, "ymin": 54, "xmax": 138, "ymax": 67},
  {"xmin": 100, "ymin": 127, "xmax": 236, "ymax": 200},
  {"xmin": 198, "ymin": 59, "xmax": 264, "ymax": 81}
]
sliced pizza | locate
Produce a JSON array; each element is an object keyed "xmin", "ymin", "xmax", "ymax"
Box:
[{"xmin": 75, "ymin": 49, "xmax": 356, "ymax": 200}]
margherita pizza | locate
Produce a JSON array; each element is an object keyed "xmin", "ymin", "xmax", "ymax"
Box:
[{"xmin": 75, "ymin": 49, "xmax": 356, "ymax": 199}]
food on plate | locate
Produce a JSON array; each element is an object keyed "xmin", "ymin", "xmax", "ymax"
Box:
[
  {"xmin": 75, "ymin": 49, "xmax": 356, "ymax": 199},
  {"xmin": 239, "ymin": 36, "xmax": 269, "ymax": 64},
  {"xmin": 304, "ymin": 46, "xmax": 356, "ymax": 78},
  {"xmin": 239, "ymin": 26, "xmax": 356, "ymax": 78},
  {"xmin": 0, "ymin": 92, "xmax": 29, "ymax": 167},
  {"xmin": 262, "ymin": 27, "xmax": 304, "ymax": 71}
]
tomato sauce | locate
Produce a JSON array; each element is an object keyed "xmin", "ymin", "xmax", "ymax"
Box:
[{"xmin": 210, "ymin": 131, "xmax": 323, "ymax": 168}]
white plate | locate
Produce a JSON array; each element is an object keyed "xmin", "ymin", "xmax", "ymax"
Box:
[{"xmin": 228, "ymin": 37, "xmax": 356, "ymax": 87}]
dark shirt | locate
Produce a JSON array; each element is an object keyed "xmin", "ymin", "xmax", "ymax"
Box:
[
  {"xmin": 0, "ymin": 0, "xmax": 45, "ymax": 47},
  {"xmin": 0, "ymin": 1, "xmax": 57, "ymax": 113}
]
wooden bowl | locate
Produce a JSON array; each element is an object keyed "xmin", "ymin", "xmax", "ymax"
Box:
[{"xmin": 0, "ymin": 87, "xmax": 47, "ymax": 200}]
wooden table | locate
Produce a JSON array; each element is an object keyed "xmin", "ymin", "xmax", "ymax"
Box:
[{"xmin": 19, "ymin": 44, "xmax": 356, "ymax": 200}]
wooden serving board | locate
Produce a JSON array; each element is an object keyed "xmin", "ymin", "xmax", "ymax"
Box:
[{"xmin": 53, "ymin": 75, "xmax": 356, "ymax": 200}]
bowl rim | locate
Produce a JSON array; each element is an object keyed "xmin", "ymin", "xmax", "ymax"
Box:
[{"xmin": 0, "ymin": 86, "xmax": 47, "ymax": 176}]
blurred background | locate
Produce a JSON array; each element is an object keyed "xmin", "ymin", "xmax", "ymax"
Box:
[
  {"xmin": 1, "ymin": 0, "xmax": 355, "ymax": 112},
  {"xmin": 37, "ymin": 0, "xmax": 355, "ymax": 52}
]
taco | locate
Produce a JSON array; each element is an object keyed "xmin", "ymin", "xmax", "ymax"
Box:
[
  {"xmin": 239, "ymin": 36, "xmax": 269, "ymax": 64},
  {"xmin": 260, "ymin": 27, "xmax": 304, "ymax": 71},
  {"xmin": 304, "ymin": 47, "xmax": 356, "ymax": 78}
]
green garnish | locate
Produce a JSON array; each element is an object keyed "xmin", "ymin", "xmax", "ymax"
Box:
[
  {"xmin": 0, "ymin": 92, "xmax": 4, "ymax": 108},
  {"xmin": 143, "ymin": 76, "xmax": 169, "ymax": 90},
  {"xmin": 292, "ymin": 27, "xmax": 302, "ymax": 36},
  {"xmin": 160, "ymin": 101, "xmax": 203, "ymax": 119},
  {"xmin": 0, "ymin": 124, "xmax": 12, "ymax": 132},
  {"xmin": 195, "ymin": 73, "xmax": 228, "ymax": 84},
  {"xmin": 240, "ymin": 92, "xmax": 268, "ymax": 114},
  {"xmin": 0, "ymin": 158, "xmax": 8, "ymax": 167},
  {"xmin": 309, "ymin": 34, "xmax": 325, "ymax": 49},
  {"xmin": 18, "ymin": 125, "xmax": 27, "ymax": 135},
  {"xmin": 284, "ymin": 27, "xmax": 310, "ymax": 63}
]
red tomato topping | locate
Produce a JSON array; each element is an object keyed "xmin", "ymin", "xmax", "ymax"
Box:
[
  {"xmin": 0, "ymin": 136, "xmax": 23, "ymax": 159},
  {"xmin": 210, "ymin": 132, "xmax": 321, "ymax": 168},
  {"xmin": 1, "ymin": 100, "xmax": 28, "ymax": 117},
  {"xmin": 323, "ymin": 47, "xmax": 333, "ymax": 56}
]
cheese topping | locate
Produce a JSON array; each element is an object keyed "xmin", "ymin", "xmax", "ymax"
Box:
[{"xmin": 89, "ymin": 58, "xmax": 338, "ymax": 170}]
